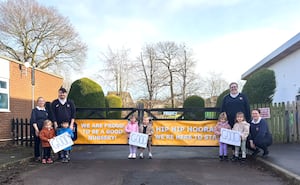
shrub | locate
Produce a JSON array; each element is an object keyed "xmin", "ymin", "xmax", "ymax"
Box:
[
  {"xmin": 242, "ymin": 69, "xmax": 276, "ymax": 103},
  {"xmin": 183, "ymin": 95, "xmax": 205, "ymax": 120},
  {"xmin": 68, "ymin": 78, "xmax": 106, "ymax": 118},
  {"xmin": 105, "ymin": 94, "xmax": 122, "ymax": 119},
  {"xmin": 216, "ymin": 89, "xmax": 230, "ymax": 108}
]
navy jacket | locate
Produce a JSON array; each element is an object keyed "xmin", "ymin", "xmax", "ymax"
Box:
[
  {"xmin": 221, "ymin": 93, "xmax": 251, "ymax": 127},
  {"xmin": 248, "ymin": 118, "xmax": 272, "ymax": 146},
  {"xmin": 51, "ymin": 99, "xmax": 76, "ymax": 125},
  {"xmin": 30, "ymin": 108, "xmax": 49, "ymax": 130}
]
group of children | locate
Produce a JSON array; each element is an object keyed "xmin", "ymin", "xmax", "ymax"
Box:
[
  {"xmin": 125, "ymin": 115, "xmax": 154, "ymax": 159},
  {"xmin": 39, "ymin": 113, "xmax": 251, "ymax": 162},
  {"xmin": 38, "ymin": 119, "xmax": 74, "ymax": 164},
  {"xmin": 214, "ymin": 111, "xmax": 250, "ymax": 163},
  {"xmin": 126, "ymin": 113, "xmax": 250, "ymax": 161}
]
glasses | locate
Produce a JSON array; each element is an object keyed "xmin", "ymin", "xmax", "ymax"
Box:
[{"xmin": 230, "ymin": 86, "xmax": 238, "ymax": 89}]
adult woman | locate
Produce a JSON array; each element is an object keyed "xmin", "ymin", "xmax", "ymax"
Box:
[
  {"xmin": 221, "ymin": 82, "xmax": 251, "ymax": 128},
  {"xmin": 221, "ymin": 82, "xmax": 251, "ymax": 159},
  {"xmin": 248, "ymin": 109, "xmax": 272, "ymax": 157},
  {"xmin": 30, "ymin": 97, "xmax": 49, "ymax": 161}
]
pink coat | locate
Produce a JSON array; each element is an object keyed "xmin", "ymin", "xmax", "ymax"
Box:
[{"xmin": 125, "ymin": 121, "xmax": 139, "ymax": 137}]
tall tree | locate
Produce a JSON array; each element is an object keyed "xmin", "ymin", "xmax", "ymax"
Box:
[
  {"xmin": 242, "ymin": 69, "xmax": 276, "ymax": 103},
  {"xmin": 156, "ymin": 41, "xmax": 180, "ymax": 108},
  {"xmin": 136, "ymin": 44, "xmax": 167, "ymax": 108},
  {"xmin": 0, "ymin": 0, "xmax": 87, "ymax": 73},
  {"xmin": 100, "ymin": 46, "xmax": 132, "ymax": 97},
  {"xmin": 203, "ymin": 71, "xmax": 229, "ymax": 98},
  {"xmin": 176, "ymin": 45, "xmax": 200, "ymax": 104}
]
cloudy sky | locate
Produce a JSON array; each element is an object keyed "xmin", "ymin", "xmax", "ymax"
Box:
[{"xmin": 39, "ymin": 0, "xmax": 300, "ymax": 86}]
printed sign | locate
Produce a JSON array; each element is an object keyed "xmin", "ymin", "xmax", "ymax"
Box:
[
  {"xmin": 219, "ymin": 128, "xmax": 241, "ymax": 146},
  {"xmin": 129, "ymin": 132, "xmax": 149, "ymax": 148},
  {"xmin": 152, "ymin": 120, "xmax": 218, "ymax": 146},
  {"xmin": 259, "ymin": 107, "xmax": 271, "ymax": 119},
  {"xmin": 75, "ymin": 119, "xmax": 128, "ymax": 144},
  {"xmin": 75, "ymin": 119, "xmax": 219, "ymax": 146},
  {"xmin": 49, "ymin": 132, "xmax": 74, "ymax": 153}
]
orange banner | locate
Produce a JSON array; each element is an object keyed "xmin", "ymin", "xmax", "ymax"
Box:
[
  {"xmin": 152, "ymin": 120, "xmax": 218, "ymax": 146},
  {"xmin": 75, "ymin": 119, "xmax": 218, "ymax": 146},
  {"xmin": 75, "ymin": 119, "xmax": 128, "ymax": 144}
]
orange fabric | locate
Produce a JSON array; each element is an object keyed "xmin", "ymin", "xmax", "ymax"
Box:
[{"xmin": 39, "ymin": 128, "xmax": 56, "ymax": 147}]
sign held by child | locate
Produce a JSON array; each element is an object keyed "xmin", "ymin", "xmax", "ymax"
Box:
[
  {"xmin": 129, "ymin": 132, "xmax": 149, "ymax": 148},
  {"xmin": 50, "ymin": 132, "xmax": 74, "ymax": 153},
  {"xmin": 219, "ymin": 128, "xmax": 241, "ymax": 146}
]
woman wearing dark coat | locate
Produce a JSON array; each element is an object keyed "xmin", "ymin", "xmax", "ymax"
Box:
[
  {"xmin": 247, "ymin": 109, "xmax": 273, "ymax": 157},
  {"xmin": 221, "ymin": 82, "xmax": 251, "ymax": 128},
  {"xmin": 30, "ymin": 97, "xmax": 49, "ymax": 161},
  {"xmin": 221, "ymin": 82, "xmax": 251, "ymax": 159}
]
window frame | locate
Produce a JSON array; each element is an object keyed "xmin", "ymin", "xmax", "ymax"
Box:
[{"xmin": 0, "ymin": 77, "xmax": 9, "ymax": 112}]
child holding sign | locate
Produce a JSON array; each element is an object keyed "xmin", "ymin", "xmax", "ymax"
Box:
[
  {"xmin": 57, "ymin": 121, "xmax": 74, "ymax": 163},
  {"xmin": 125, "ymin": 115, "xmax": 139, "ymax": 159},
  {"xmin": 214, "ymin": 112, "xmax": 231, "ymax": 161},
  {"xmin": 232, "ymin": 112, "xmax": 250, "ymax": 163},
  {"xmin": 39, "ymin": 120, "xmax": 56, "ymax": 164},
  {"xmin": 139, "ymin": 117, "xmax": 154, "ymax": 159}
]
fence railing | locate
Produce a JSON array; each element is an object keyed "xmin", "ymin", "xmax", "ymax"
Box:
[
  {"xmin": 12, "ymin": 101, "xmax": 300, "ymax": 146},
  {"xmin": 11, "ymin": 118, "xmax": 34, "ymax": 147},
  {"xmin": 251, "ymin": 101, "xmax": 300, "ymax": 144}
]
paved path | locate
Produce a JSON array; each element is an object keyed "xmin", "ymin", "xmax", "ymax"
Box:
[{"xmin": 1, "ymin": 144, "xmax": 300, "ymax": 184}]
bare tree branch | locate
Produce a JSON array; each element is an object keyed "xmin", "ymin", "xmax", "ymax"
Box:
[{"xmin": 0, "ymin": 0, "xmax": 87, "ymax": 74}]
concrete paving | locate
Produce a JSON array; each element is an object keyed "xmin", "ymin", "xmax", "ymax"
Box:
[{"xmin": 0, "ymin": 143, "xmax": 300, "ymax": 184}]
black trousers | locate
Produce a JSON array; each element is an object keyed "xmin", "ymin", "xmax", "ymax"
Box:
[
  {"xmin": 34, "ymin": 135, "xmax": 41, "ymax": 158},
  {"xmin": 42, "ymin": 147, "xmax": 51, "ymax": 159}
]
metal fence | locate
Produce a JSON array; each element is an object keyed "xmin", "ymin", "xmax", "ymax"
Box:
[
  {"xmin": 11, "ymin": 118, "xmax": 34, "ymax": 146},
  {"xmin": 11, "ymin": 101, "xmax": 300, "ymax": 146}
]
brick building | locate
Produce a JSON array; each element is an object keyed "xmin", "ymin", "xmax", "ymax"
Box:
[{"xmin": 0, "ymin": 56, "xmax": 63, "ymax": 142}]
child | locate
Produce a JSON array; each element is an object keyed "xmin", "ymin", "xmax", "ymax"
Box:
[
  {"xmin": 39, "ymin": 119, "xmax": 56, "ymax": 164},
  {"xmin": 214, "ymin": 112, "xmax": 231, "ymax": 161},
  {"xmin": 57, "ymin": 121, "xmax": 74, "ymax": 163},
  {"xmin": 125, "ymin": 115, "xmax": 139, "ymax": 159},
  {"xmin": 139, "ymin": 117, "xmax": 154, "ymax": 159},
  {"xmin": 232, "ymin": 112, "xmax": 250, "ymax": 163}
]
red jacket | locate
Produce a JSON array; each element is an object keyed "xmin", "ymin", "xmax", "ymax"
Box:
[{"xmin": 39, "ymin": 128, "xmax": 56, "ymax": 147}]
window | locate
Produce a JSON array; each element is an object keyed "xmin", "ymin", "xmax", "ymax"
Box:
[{"xmin": 0, "ymin": 78, "xmax": 9, "ymax": 111}]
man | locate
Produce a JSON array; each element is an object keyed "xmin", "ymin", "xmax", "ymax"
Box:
[{"xmin": 51, "ymin": 87, "xmax": 76, "ymax": 130}]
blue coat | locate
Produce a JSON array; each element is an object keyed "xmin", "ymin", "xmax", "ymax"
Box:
[
  {"xmin": 249, "ymin": 118, "xmax": 272, "ymax": 147},
  {"xmin": 57, "ymin": 128, "xmax": 74, "ymax": 151}
]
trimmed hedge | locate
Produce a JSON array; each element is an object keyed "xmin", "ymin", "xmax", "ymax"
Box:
[
  {"xmin": 105, "ymin": 94, "xmax": 122, "ymax": 119},
  {"xmin": 68, "ymin": 78, "xmax": 106, "ymax": 118},
  {"xmin": 183, "ymin": 95, "xmax": 205, "ymax": 120}
]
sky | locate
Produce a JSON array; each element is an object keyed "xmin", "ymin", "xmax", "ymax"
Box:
[{"xmin": 38, "ymin": 0, "xmax": 300, "ymax": 90}]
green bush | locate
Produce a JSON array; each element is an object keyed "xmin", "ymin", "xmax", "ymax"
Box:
[
  {"xmin": 183, "ymin": 95, "xmax": 205, "ymax": 120},
  {"xmin": 242, "ymin": 69, "xmax": 276, "ymax": 103},
  {"xmin": 105, "ymin": 94, "xmax": 122, "ymax": 119},
  {"xmin": 68, "ymin": 77, "xmax": 106, "ymax": 118},
  {"xmin": 216, "ymin": 89, "xmax": 230, "ymax": 108}
]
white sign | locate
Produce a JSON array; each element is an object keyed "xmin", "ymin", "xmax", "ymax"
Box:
[
  {"xmin": 259, "ymin": 107, "xmax": 271, "ymax": 119},
  {"xmin": 163, "ymin": 111, "xmax": 177, "ymax": 116},
  {"xmin": 219, "ymin": 128, "xmax": 241, "ymax": 146},
  {"xmin": 49, "ymin": 132, "xmax": 74, "ymax": 153},
  {"xmin": 129, "ymin": 132, "xmax": 149, "ymax": 148}
]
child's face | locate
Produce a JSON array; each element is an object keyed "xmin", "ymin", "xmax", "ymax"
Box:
[
  {"xmin": 143, "ymin": 118, "xmax": 149, "ymax": 125},
  {"xmin": 45, "ymin": 122, "xmax": 52, "ymax": 129},
  {"xmin": 61, "ymin": 122, "xmax": 69, "ymax": 128},
  {"xmin": 220, "ymin": 118, "xmax": 226, "ymax": 123},
  {"xmin": 236, "ymin": 115, "xmax": 244, "ymax": 122},
  {"xmin": 130, "ymin": 117, "xmax": 136, "ymax": 123}
]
